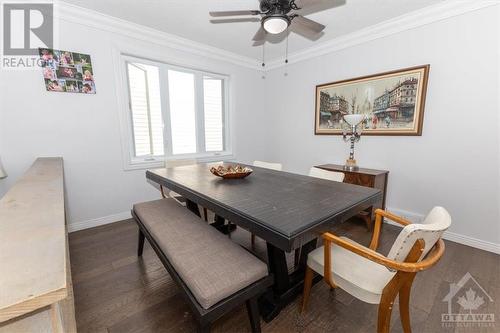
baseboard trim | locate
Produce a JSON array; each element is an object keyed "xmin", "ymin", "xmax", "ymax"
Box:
[
  {"xmin": 441, "ymin": 231, "xmax": 500, "ymax": 255},
  {"xmin": 68, "ymin": 211, "xmax": 131, "ymax": 233},
  {"xmin": 385, "ymin": 208, "xmax": 500, "ymax": 255},
  {"xmin": 68, "ymin": 208, "xmax": 500, "ymax": 254}
]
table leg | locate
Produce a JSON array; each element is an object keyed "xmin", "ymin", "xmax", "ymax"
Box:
[
  {"xmin": 267, "ymin": 243, "xmax": 290, "ymax": 294},
  {"xmin": 186, "ymin": 199, "xmax": 201, "ymax": 217},
  {"xmin": 258, "ymin": 239, "xmax": 318, "ymax": 322}
]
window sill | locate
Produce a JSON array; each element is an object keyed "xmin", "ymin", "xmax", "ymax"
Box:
[{"xmin": 123, "ymin": 152, "xmax": 234, "ymax": 171}]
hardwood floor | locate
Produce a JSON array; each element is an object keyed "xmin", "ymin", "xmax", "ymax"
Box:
[{"xmin": 69, "ymin": 218, "xmax": 499, "ymax": 333}]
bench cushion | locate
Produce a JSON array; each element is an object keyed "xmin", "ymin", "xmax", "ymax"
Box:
[{"xmin": 133, "ymin": 199, "xmax": 268, "ymax": 309}]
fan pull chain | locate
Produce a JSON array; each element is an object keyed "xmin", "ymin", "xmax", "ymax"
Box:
[
  {"xmin": 261, "ymin": 43, "xmax": 266, "ymax": 79},
  {"xmin": 284, "ymin": 33, "xmax": 289, "ymax": 77},
  {"xmin": 285, "ymin": 33, "xmax": 289, "ymax": 65},
  {"xmin": 261, "ymin": 43, "xmax": 266, "ymax": 68}
]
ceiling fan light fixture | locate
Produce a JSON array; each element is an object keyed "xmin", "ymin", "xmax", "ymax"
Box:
[{"xmin": 262, "ymin": 15, "xmax": 289, "ymax": 34}]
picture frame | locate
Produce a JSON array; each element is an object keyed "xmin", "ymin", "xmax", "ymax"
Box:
[
  {"xmin": 315, "ymin": 65, "xmax": 430, "ymax": 136},
  {"xmin": 39, "ymin": 48, "xmax": 96, "ymax": 94}
]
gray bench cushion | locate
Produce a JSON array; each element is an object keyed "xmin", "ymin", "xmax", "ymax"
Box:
[{"xmin": 133, "ymin": 199, "xmax": 268, "ymax": 309}]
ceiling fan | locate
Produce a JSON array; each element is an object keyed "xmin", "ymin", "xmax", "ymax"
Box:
[{"xmin": 210, "ymin": 0, "xmax": 335, "ymax": 46}]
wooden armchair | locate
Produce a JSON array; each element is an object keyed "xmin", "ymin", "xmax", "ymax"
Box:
[{"xmin": 302, "ymin": 207, "xmax": 451, "ymax": 333}]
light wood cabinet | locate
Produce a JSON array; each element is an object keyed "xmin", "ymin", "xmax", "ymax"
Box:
[{"xmin": 0, "ymin": 158, "xmax": 76, "ymax": 333}]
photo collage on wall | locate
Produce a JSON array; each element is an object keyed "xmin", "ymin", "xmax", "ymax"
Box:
[{"xmin": 39, "ymin": 48, "xmax": 96, "ymax": 94}]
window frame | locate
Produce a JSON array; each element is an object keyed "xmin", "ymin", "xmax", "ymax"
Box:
[{"xmin": 117, "ymin": 53, "xmax": 233, "ymax": 170}]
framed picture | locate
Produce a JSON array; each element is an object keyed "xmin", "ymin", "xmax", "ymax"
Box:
[
  {"xmin": 39, "ymin": 48, "xmax": 96, "ymax": 94},
  {"xmin": 315, "ymin": 65, "xmax": 429, "ymax": 136}
]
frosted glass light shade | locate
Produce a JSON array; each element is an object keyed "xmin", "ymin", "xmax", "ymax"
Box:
[
  {"xmin": 263, "ymin": 16, "xmax": 289, "ymax": 34},
  {"xmin": 343, "ymin": 114, "xmax": 365, "ymax": 126},
  {"xmin": 0, "ymin": 157, "xmax": 7, "ymax": 179}
]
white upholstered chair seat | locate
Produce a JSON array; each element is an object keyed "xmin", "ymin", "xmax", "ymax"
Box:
[{"xmin": 307, "ymin": 237, "xmax": 395, "ymax": 304}]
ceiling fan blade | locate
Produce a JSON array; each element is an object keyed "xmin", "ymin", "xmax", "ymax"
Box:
[
  {"xmin": 291, "ymin": 20, "xmax": 324, "ymax": 41},
  {"xmin": 252, "ymin": 29, "xmax": 290, "ymax": 46},
  {"xmin": 252, "ymin": 39, "xmax": 265, "ymax": 47},
  {"xmin": 252, "ymin": 26, "xmax": 266, "ymax": 41},
  {"xmin": 292, "ymin": 15, "xmax": 325, "ymax": 33},
  {"xmin": 210, "ymin": 18, "xmax": 260, "ymax": 24},
  {"xmin": 209, "ymin": 10, "xmax": 260, "ymax": 17},
  {"xmin": 293, "ymin": 0, "xmax": 346, "ymax": 16}
]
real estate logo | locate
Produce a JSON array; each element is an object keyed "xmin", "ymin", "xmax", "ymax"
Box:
[
  {"xmin": 442, "ymin": 272, "xmax": 495, "ymax": 328},
  {"xmin": 1, "ymin": 0, "xmax": 57, "ymax": 69}
]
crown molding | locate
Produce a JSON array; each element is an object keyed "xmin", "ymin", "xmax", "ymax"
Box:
[
  {"xmin": 56, "ymin": 1, "xmax": 260, "ymax": 70},
  {"xmin": 55, "ymin": 1, "xmax": 497, "ymax": 72},
  {"xmin": 265, "ymin": 0, "xmax": 499, "ymax": 70}
]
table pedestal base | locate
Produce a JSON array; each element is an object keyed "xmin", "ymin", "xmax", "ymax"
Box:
[{"xmin": 259, "ymin": 239, "xmax": 318, "ymax": 322}]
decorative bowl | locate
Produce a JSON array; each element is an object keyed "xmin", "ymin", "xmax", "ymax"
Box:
[{"xmin": 210, "ymin": 165, "xmax": 253, "ymax": 179}]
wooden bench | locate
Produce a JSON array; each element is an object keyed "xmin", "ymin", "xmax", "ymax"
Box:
[{"xmin": 132, "ymin": 199, "xmax": 273, "ymax": 333}]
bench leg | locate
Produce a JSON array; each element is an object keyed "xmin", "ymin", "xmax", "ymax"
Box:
[
  {"xmin": 197, "ymin": 322, "xmax": 210, "ymax": 333},
  {"xmin": 137, "ymin": 229, "xmax": 145, "ymax": 257},
  {"xmin": 246, "ymin": 296, "xmax": 261, "ymax": 333}
]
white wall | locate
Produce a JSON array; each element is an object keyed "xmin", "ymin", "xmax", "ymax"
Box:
[
  {"xmin": 0, "ymin": 5, "xmax": 498, "ymax": 251},
  {"xmin": 262, "ymin": 7, "xmax": 500, "ymax": 246},
  {"xmin": 0, "ymin": 15, "xmax": 265, "ymax": 230}
]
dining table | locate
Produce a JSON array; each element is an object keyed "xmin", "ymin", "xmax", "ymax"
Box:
[{"xmin": 146, "ymin": 163, "xmax": 382, "ymax": 322}]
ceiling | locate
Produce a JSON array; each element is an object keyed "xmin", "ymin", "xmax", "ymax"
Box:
[{"xmin": 62, "ymin": 0, "xmax": 444, "ymax": 61}]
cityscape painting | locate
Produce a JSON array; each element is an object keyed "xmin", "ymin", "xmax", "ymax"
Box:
[{"xmin": 315, "ymin": 65, "xmax": 429, "ymax": 135}]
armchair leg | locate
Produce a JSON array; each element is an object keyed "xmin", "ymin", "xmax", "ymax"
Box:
[
  {"xmin": 377, "ymin": 283, "xmax": 399, "ymax": 333},
  {"xmin": 137, "ymin": 229, "xmax": 145, "ymax": 257},
  {"xmin": 301, "ymin": 266, "xmax": 314, "ymax": 313},
  {"xmin": 251, "ymin": 234, "xmax": 256, "ymax": 246},
  {"xmin": 399, "ymin": 276, "xmax": 416, "ymax": 333}
]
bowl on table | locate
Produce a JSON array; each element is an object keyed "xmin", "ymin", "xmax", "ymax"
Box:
[{"xmin": 210, "ymin": 165, "xmax": 253, "ymax": 179}]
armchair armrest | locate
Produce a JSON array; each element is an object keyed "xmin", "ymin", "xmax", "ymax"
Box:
[
  {"xmin": 323, "ymin": 232, "xmax": 445, "ymax": 273},
  {"xmin": 369, "ymin": 209, "xmax": 413, "ymax": 251},
  {"xmin": 375, "ymin": 209, "xmax": 412, "ymax": 226}
]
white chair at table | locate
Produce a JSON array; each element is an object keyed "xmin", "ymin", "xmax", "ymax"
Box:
[
  {"xmin": 253, "ymin": 160, "xmax": 283, "ymax": 171},
  {"xmin": 161, "ymin": 159, "xmax": 208, "ymax": 221},
  {"xmin": 249, "ymin": 161, "xmax": 283, "ymax": 245},
  {"xmin": 302, "ymin": 207, "xmax": 451, "ymax": 333},
  {"xmin": 308, "ymin": 166, "xmax": 345, "ymax": 182}
]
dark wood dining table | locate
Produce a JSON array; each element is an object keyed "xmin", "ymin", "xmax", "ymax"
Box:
[{"xmin": 146, "ymin": 163, "xmax": 382, "ymax": 322}]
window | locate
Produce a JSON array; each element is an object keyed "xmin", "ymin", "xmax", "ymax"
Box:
[
  {"xmin": 203, "ymin": 76, "xmax": 225, "ymax": 152},
  {"xmin": 120, "ymin": 55, "xmax": 230, "ymax": 169},
  {"xmin": 168, "ymin": 70, "xmax": 197, "ymax": 155},
  {"xmin": 127, "ymin": 63, "xmax": 164, "ymax": 157}
]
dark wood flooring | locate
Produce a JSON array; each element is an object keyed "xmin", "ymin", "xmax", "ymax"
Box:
[{"xmin": 69, "ymin": 217, "xmax": 499, "ymax": 333}]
